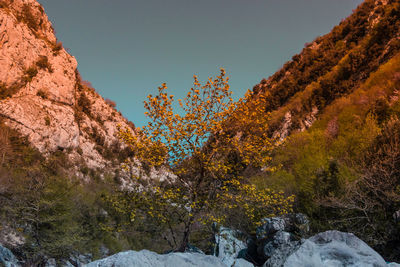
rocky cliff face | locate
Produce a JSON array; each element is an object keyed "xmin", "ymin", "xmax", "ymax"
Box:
[{"xmin": 0, "ymin": 0, "xmax": 135, "ymax": 169}]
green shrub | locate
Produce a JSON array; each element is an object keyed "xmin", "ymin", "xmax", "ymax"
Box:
[
  {"xmin": 74, "ymin": 109, "xmax": 84, "ymax": 124},
  {"xmin": 18, "ymin": 176, "xmax": 84, "ymax": 263},
  {"xmin": 0, "ymin": 83, "xmax": 10, "ymax": 100},
  {"xmin": 52, "ymin": 42, "xmax": 63, "ymax": 56},
  {"xmin": 24, "ymin": 66, "xmax": 38, "ymax": 83},
  {"xmin": 96, "ymin": 115, "xmax": 103, "ymax": 125},
  {"xmin": 105, "ymin": 98, "xmax": 116, "ymax": 108},
  {"xmin": 76, "ymin": 147, "xmax": 83, "ymax": 155},
  {"xmin": 36, "ymin": 89, "xmax": 49, "ymax": 99},
  {"xmin": 17, "ymin": 4, "xmax": 39, "ymax": 32},
  {"xmin": 36, "ymin": 56, "xmax": 53, "ymax": 73},
  {"xmin": 78, "ymin": 93, "xmax": 92, "ymax": 117},
  {"xmin": 44, "ymin": 116, "xmax": 50, "ymax": 126},
  {"xmin": 0, "ymin": 83, "xmax": 21, "ymax": 100}
]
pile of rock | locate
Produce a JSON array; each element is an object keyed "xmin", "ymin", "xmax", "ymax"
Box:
[
  {"xmin": 212, "ymin": 213, "xmax": 400, "ymax": 267},
  {"xmin": 0, "ymin": 245, "xmax": 19, "ymax": 267},
  {"xmin": 212, "ymin": 213, "xmax": 309, "ymax": 266},
  {"xmin": 212, "ymin": 226, "xmax": 253, "ymax": 267},
  {"xmin": 3, "ymin": 213, "xmax": 400, "ymax": 266},
  {"xmin": 256, "ymin": 213, "xmax": 309, "ymax": 266}
]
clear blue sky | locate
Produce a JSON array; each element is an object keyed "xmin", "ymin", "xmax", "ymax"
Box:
[{"xmin": 38, "ymin": 0, "xmax": 362, "ymax": 127}]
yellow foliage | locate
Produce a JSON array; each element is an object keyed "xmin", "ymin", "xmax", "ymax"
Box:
[{"xmin": 118, "ymin": 69, "xmax": 293, "ymax": 248}]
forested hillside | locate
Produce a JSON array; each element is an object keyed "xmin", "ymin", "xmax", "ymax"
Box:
[
  {"xmin": 244, "ymin": 0, "xmax": 400, "ymax": 260},
  {"xmin": 250, "ymin": 0, "xmax": 399, "ymax": 135},
  {"xmin": 1, "ymin": 0, "xmax": 400, "ymax": 265}
]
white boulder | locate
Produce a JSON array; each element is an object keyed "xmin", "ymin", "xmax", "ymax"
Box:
[
  {"xmin": 85, "ymin": 250, "xmax": 227, "ymax": 267},
  {"xmin": 284, "ymin": 230, "xmax": 388, "ymax": 267},
  {"xmin": 214, "ymin": 227, "xmax": 248, "ymax": 266},
  {"xmin": 0, "ymin": 244, "xmax": 19, "ymax": 267}
]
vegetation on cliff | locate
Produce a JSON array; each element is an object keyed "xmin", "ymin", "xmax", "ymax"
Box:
[
  {"xmin": 243, "ymin": 0, "xmax": 400, "ymax": 260},
  {"xmin": 1, "ymin": 0, "xmax": 400, "ymax": 264}
]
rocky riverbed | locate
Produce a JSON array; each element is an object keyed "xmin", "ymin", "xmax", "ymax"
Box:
[{"xmin": 2, "ymin": 214, "xmax": 399, "ymax": 267}]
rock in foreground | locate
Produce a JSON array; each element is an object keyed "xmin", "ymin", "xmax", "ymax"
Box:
[
  {"xmin": 257, "ymin": 213, "xmax": 309, "ymax": 266},
  {"xmin": 85, "ymin": 250, "xmax": 230, "ymax": 267},
  {"xmin": 0, "ymin": 244, "xmax": 18, "ymax": 267},
  {"xmin": 284, "ymin": 230, "xmax": 388, "ymax": 267},
  {"xmin": 213, "ymin": 226, "xmax": 249, "ymax": 266}
]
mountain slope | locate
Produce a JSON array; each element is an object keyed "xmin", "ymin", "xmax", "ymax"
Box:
[
  {"xmin": 239, "ymin": 0, "xmax": 400, "ymax": 260},
  {"xmin": 0, "ymin": 0, "xmax": 135, "ymax": 170},
  {"xmin": 1, "ymin": 0, "xmax": 399, "ymax": 263},
  {"xmin": 249, "ymin": 0, "xmax": 400, "ymax": 139}
]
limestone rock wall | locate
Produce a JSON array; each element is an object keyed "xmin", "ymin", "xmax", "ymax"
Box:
[{"xmin": 0, "ymin": 0, "xmax": 135, "ymax": 169}]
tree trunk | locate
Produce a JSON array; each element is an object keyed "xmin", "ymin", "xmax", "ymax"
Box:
[
  {"xmin": 178, "ymin": 230, "xmax": 189, "ymax": 252},
  {"xmin": 178, "ymin": 216, "xmax": 194, "ymax": 252}
]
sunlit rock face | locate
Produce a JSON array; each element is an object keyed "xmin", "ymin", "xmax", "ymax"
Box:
[
  {"xmin": 0, "ymin": 0, "xmax": 75, "ymax": 104},
  {"xmin": 0, "ymin": 0, "xmax": 135, "ymax": 169}
]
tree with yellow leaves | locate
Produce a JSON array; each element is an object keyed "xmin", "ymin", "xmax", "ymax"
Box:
[{"xmin": 119, "ymin": 69, "xmax": 293, "ymax": 251}]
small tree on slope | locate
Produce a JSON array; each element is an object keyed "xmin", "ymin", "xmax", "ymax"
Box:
[{"xmin": 118, "ymin": 68, "xmax": 294, "ymax": 251}]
